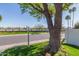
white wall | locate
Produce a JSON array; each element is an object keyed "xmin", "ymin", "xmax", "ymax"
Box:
[{"xmin": 65, "ymin": 29, "xmax": 79, "ymax": 46}]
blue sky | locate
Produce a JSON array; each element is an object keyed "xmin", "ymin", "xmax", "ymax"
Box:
[
  {"xmin": 0, "ymin": 3, "xmax": 47, "ymax": 28},
  {"xmin": 0, "ymin": 3, "xmax": 79, "ymax": 28}
]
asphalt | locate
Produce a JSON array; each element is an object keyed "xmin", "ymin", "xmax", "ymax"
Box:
[
  {"xmin": 0, "ymin": 33, "xmax": 65, "ymax": 52},
  {"xmin": 0, "ymin": 34, "xmax": 49, "ymax": 46}
]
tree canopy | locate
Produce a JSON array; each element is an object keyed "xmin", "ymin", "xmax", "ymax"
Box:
[
  {"xmin": 19, "ymin": 3, "xmax": 71, "ymax": 20},
  {"xmin": 65, "ymin": 15, "xmax": 71, "ymax": 20}
]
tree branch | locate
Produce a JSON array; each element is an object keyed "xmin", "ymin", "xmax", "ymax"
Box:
[
  {"xmin": 43, "ymin": 3, "xmax": 54, "ymax": 28},
  {"xmin": 29, "ymin": 3, "xmax": 44, "ymax": 13}
]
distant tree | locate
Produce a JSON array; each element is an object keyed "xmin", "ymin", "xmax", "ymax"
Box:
[
  {"xmin": 65, "ymin": 15, "xmax": 71, "ymax": 28},
  {"xmin": 0, "ymin": 15, "xmax": 2, "ymax": 21},
  {"xmin": 72, "ymin": 7, "xmax": 76, "ymax": 27},
  {"xmin": 69, "ymin": 9, "xmax": 72, "ymax": 27},
  {"xmin": 33, "ymin": 24, "xmax": 46, "ymax": 31},
  {"xmin": 74, "ymin": 22, "xmax": 79, "ymax": 29},
  {"xmin": 69, "ymin": 7, "xmax": 76, "ymax": 27},
  {"xmin": 0, "ymin": 15, "xmax": 2, "ymax": 29}
]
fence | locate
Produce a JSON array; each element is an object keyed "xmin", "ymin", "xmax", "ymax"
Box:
[{"xmin": 65, "ymin": 29, "xmax": 79, "ymax": 46}]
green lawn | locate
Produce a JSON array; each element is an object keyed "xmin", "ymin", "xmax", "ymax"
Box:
[
  {"xmin": 63, "ymin": 44, "xmax": 79, "ymax": 56},
  {"xmin": 0, "ymin": 42, "xmax": 79, "ymax": 56},
  {"xmin": 0, "ymin": 31, "xmax": 48, "ymax": 35}
]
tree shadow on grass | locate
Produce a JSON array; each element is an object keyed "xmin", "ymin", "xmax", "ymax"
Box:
[
  {"xmin": 0, "ymin": 42, "xmax": 48, "ymax": 56},
  {"xmin": 63, "ymin": 43, "xmax": 79, "ymax": 49}
]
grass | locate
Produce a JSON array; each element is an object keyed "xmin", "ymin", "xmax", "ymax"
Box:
[
  {"xmin": 0, "ymin": 31, "xmax": 48, "ymax": 35},
  {"xmin": 0, "ymin": 42, "xmax": 79, "ymax": 56},
  {"xmin": 62, "ymin": 44, "xmax": 79, "ymax": 56},
  {"xmin": 0, "ymin": 42, "xmax": 48, "ymax": 56}
]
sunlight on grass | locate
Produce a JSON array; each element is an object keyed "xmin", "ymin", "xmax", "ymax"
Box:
[
  {"xmin": 63, "ymin": 44, "xmax": 79, "ymax": 56},
  {"xmin": 0, "ymin": 42, "xmax": 79, "ymax": 56},
  {"xmin": 0, "ymin": 31, "xmax": 48, "ymax": 35}
]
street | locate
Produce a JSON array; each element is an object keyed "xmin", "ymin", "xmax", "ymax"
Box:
[
  {"xmin": 0, "ymin": 33, "xmax": 65, "ymax": 52},
  {"xmin": 0, "ymin": 34, "xmax": 49, "ymax": 46}
]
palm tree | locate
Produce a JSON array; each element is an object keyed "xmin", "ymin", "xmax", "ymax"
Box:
[
  {"xmin": 65, "ymin": 15, "xmax": 71, "ymax": 44},
  {"xmin": 69, "ymin": 7, "xmax": 76, "ymax": 28},
  {"xmin": 69, "ymin": 9, "xmax": 72, "ymax": 28},
  {"xmin": 72, "ymin": 7, "xmax": 76, "ymax": 27},
  {"xmin": 65, "ymin": 15, "xmax": 71, "ymax": 28}
]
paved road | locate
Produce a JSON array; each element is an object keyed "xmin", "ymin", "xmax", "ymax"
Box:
[
  {"xmin": 0, "ymin": 33, "xmax": 65, "ymax": 46},
  {"xmin": 0, "ymin": 34, "xmax": 49, "ymax": 46},
  {"xmin": 0, "ymin": 33, "xmax": 65, "ymax": 52}
]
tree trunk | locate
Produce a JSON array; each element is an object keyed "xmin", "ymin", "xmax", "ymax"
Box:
[
  {"xmin": 43, "ymin": 3, "xmax": 62, "ymax": 56},
  {"xmin": 72, "ymin": 12, "xmax": 74, "ymax": 28},
  {"xmin": 48, "ymin": 3, "xmax": 62, "ymax": 55}
]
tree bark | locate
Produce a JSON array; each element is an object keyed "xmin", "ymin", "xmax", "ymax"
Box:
[
  {"xmin": 43, "ymin": 3, "xmax": 62, "ymax": 56},
  {"xmin": 50, "ymin": 3, "xmax": 62, "ymax": 55}
]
